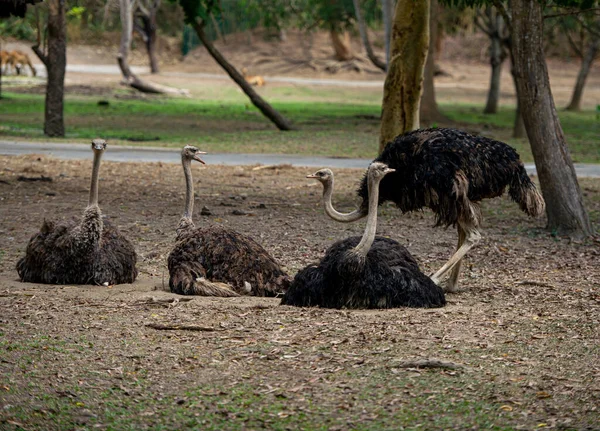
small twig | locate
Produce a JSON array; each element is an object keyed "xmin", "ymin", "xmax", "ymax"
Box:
[
  {"xmin": 393, "ymin": 358, "xmax": 464, "ymax": 370},
  {"xmin": 145, "ymin": 323, "xmax": 217, "ymax": 332},
  {"xmin": 516, "ymin": 280, "xmax": 556, "ymax": 288}
]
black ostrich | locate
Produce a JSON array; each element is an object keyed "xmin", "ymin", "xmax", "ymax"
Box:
[
  {"xmin": 16, "ymin": 139, "xmax": 138, "ymax": 285},
  {"xmin": 282, "ymin": 162, "xmax": 446, "ymax": 309},
  {"xmin": 308, "ymin": 128, "xmax": 545, "ymax": 292},
  {"xmin": 168, "ymin": 146, "xmax": 291, "ymax": 297}
]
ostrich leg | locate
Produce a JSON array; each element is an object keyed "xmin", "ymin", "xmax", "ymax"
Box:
[
  {"xmin": 444, "ymin": 225, "xmax": 467, "ymax": 292},
  {"xmin": 430, "ymin": 223, "xmax": 481, "ymax": 291}
]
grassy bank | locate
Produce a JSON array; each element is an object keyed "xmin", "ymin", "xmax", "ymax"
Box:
[{"xmin": 0, "ymin": 91, "xmax": 598, "ymax": 162}]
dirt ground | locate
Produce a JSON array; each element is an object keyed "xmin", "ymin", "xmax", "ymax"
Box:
[{"xmin": 0, "ymin": 154, "xmax": 599, "ymax": 429}]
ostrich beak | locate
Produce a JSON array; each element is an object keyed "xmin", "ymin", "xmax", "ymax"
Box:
[
  {"xmin": 306, "ymin": 173, "xmax": 318, "ymax": 179},
  {"xmin": 193, "ymin": 152, "xmax": 207, "ymax": 164},
  {"xmin": 384, "ymin": 168, "xmax": 395, "ymax": 175}
]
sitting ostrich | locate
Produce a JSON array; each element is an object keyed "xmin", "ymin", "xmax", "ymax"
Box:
[
  {"xmin": 168, "ymin": 146, "xmax": 291, "ymax": 297},
  {"xmin": 282, "ymin": 162, "xmax": 446, "ymax": 309},
  {"xmin": 16, "ymin": 139, "xmax": 138, "ymax": 285},
  {"xmin": 308, "ymin": 128, "xmax": 545, "ymax": 292}
]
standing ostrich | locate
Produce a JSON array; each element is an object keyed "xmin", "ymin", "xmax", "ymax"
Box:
[
  {"xmin": 308, "ymin": 128, "xmax": 545, "ymax": 292},
  {"xmin": 282, "ymin": 162, "xmax": 446, "ymax": 309},
  {"xmin": 168, "ymin": 146, "xmax": 291, "ymax": 297},
  {"xmin": 16, "ymin": 139, "xmax": 138, "ymax": 285}
]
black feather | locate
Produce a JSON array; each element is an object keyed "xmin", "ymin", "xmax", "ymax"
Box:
[{"xmin": 282, "ymin": 236, "xmax": 445, "ymax": 309}]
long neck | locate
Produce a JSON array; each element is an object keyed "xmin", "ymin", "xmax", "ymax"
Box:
[
  {"xmin": 353, "ymin": 174, "xmax": 381, "ymax": 257},
  {"xmin": 322, "ymin": 177, "xmax": 366, "ymax": 223},
  {"xmin": 182, "ymin": 156, "xmax": 194, "ymax": 219},
  {"xmin": 89, "ymin": 149, "xmax": 102, "ymax": 207}
]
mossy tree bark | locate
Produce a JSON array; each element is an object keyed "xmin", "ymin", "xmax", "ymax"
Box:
[
  {"xmin": 511, "ymin": 0, "xmax": 592, "ymax": 238},
  {"xmin": 379, "ymin": 0, "xmax": 430, "ymax": 152}
]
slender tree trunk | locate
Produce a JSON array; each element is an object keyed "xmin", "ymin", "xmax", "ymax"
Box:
[
  {"xmin": 381, "ymin": 0, "xmax": 394, "ymax": 67},
  {"xmin": 119, "ymin": 0, "xmax": 182, "ymax": 93},
  {"xmin": 134, "ymin": 0, "xmax": 160, "ymax": 73},
  {"xmin": 32, "ymin": 0, "xmax": 66, "ymax": 137},
  {"xmin": 565, "ymin": 37, "xmax": 599, "ymax": 112},
  {"xmin": 144, "ymin": 11, "xmax": 159, "ymax": 74},
  {"xmin": 420, "ymin": 0, "xmax": 449, "ymax": 126},
  {"xmin": 353, "ymin": 0, "xmax": 386, "ymax": 71},
  {"xmin": 511, "ymin": 0, "xmax": 592, "ymax": 238},
  {"xmin": 483, "ymin": 11, "xmax": 506, "ymax": 114},
  {"xmin": 507, "ymin": 49, "xmax": 526, "ymax": 138},
  {"xmin": 190, "ymin": 19, "xmax": 294, "ymax": 131},
  {"xmin": 329, "ymin": 29, "xmax": 354, "ymax": 61},
  {"xmin": 379, "ymin": 0, "xmax": 430, "ymax": 151},
  {"xmin": 483, "ymin": 38, "xmax": 504, "ymax": 114}
]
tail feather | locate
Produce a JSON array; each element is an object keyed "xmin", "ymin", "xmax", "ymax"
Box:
[
  {"xmin": 169, "ymin": 266, "xmax": 240, "ymax": 297},
  {"xmin": 509, "ymin": 167, "xmax": 545, "ymax": 218}
]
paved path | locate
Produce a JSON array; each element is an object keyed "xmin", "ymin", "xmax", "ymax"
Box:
[{"xmin": 1, "ymin": 140, "xmax": 599, "ymax": 177}]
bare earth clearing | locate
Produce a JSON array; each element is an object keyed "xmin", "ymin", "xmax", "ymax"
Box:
[{"xmin": 0, "ymin": 154, "xmax": 599, "ymax": 430}]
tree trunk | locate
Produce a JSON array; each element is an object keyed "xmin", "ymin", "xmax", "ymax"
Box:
[
  {"xmin": 190, "ymin": 19, "xmax": 294, "ymax": 131},
  {"xmin": 420, "ymin": 0, "xmax": 449, "ymax": 126},
  {"xmin": 352, "ymin": 0, "xmax": 386, "ymax": 71},
  {"xmin": 119, "ymin": 0, "xmax": 183, "ymax": 93},
  {"xmin": 483, "ymin": 37, "xmax": 504, "ymax": 114},
  {"xmin": 565, "ymin": 37, "xmax": 599, "ymax": 112},
  {"xmin": 381, "ymin": 0, "xmax": 393, "ymax": 67},
  {"xmin": 511, "ymin": 0, "xmax": 592, "ymax": 238},
  {"xmin": 138, "ymin": 11, "xmax": 159, "ymax": 74},
  {"xmin": 134, "ymin": 0, "xmax": 161, "ymax": 74},
  {"xmin": 379, "ymin": 0, "xmax": 430, "ymax": 152},
  {"xmin": 32, "ymin": 0, "xmax": 66, "ymax": 137},
  {"xmin": 508, "ymin": 51, "xmax": 526, "ymax": 138},
  {"xmin": 483, "ymin": 10, "xmax": 506, "ymax": 115},
  {"xmin": 329, "ymin": 29, "xmax": 354, "ymax": 61}
]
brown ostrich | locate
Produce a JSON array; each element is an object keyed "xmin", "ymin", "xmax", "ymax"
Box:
[
  {"xmin": 16, "ymin": 139, "xmax": 138, "ymax": 285},
  {"xmin": 308, "ymin": 128, "xmax": 545, "ymax": 292},
  {"xmin": 168, "ymin": 146, "xmax": 291, "ymax": 297},
  {"xmin": 282, "ymin": 162, "xmax": 445, "ymax": 309}
]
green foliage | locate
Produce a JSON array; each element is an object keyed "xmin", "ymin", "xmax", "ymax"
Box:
[
  {"xmin": 66, "ymin": 6, "xmax": 86, "ymax": 19},
  {"xmin": 0, "ymin": 16, "xmax": 36, "ymax": 41},
  {"xmin": 440, "ymin": 0, "xmax": 598, "ymax": 8}
]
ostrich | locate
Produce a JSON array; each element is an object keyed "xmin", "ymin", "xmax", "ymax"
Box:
[
  {"xmin": 16, "ymin": 139, "xmax": 138, "ymax": 285},
  {"xmin": 308, "ymin": 128, "xmax": 545, "ymax": 292},
  {"xmin": 168, "ymin": 146, "xmax": 291, "ymax": 297},
  {"xmin": 282, "ymin": 162, "xmax": 446, "ymax": 309}
]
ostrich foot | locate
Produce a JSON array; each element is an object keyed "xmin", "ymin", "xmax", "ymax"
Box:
[{"xmin": 429, "ymin": 274, "xmax": 461, "ymax": 293}]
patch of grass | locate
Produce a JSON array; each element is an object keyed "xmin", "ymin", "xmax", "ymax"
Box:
[
  {"xmin": 1, "ymin": 372, "xmax": 525, "ymax": 430},
  {"xmin": 0, "ymin": 91, "xmax": 598, "ymax": 162}
]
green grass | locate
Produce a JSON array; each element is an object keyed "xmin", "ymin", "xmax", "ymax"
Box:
[
  {"xmin": 2, "ymin": 369, "xmax": 527, "ymax": 430},
  {"xmin": 0, "ymin": 91, "xmax": 598, "ymax": 162}
]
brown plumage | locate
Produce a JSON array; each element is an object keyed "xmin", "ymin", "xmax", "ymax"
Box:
[
  {"xmin": 16, "ymin": 139, "xmax": 138, "ymax": 285},
  {"xmin": 309, "ymin": 128, "xmax": 545, "ymax": 292},
  {"xmin": 168, "ymin": 146, "xmax": 290, "ymax": 297}
]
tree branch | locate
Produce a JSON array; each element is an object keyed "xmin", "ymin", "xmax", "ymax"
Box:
[
  {"xmin": 31, "ymin": 44, "xmax": 48, "ymax": 67},
  {"xmin": 491, "ymin": 0, "xmax": 512, "ymax": 33},
  {"xmin": 544, "ymin": 8, "xmax": 600, "ymax": 20}
]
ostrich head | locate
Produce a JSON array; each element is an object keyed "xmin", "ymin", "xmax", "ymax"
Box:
[
  {"xmin": 368, "ymin": 162, "xmax": 395, "ymax": 181},
  {"xmin": 307, "ymin": 168, "xmax": 333, "ymax": 185},
  {"xmin": 91, "ymin": 138, "xmax": 107, "ymax": 152},
  {"xmin": 181, "ymin": 145, "xmax": 206, "ymax": 164}
]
